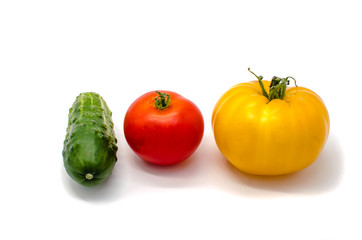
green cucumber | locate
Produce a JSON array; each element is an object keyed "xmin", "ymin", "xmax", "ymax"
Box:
[{"xmin": 62, "ymin": 92, "xmax": 118, "ymax": 186}]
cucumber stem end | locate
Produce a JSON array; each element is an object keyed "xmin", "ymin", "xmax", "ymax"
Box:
[{"xmin": 85, "ymin": 173, "xmax": 94, "ymax": 180}]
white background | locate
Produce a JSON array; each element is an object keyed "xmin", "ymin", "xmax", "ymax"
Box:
[{"xmin": 0, "ymin": 0, "xmax": 361, "ymax": 239}]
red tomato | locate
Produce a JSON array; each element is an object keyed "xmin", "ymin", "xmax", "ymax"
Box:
[{"xmin": 124, "ymin": 90, "xmax": 204, "ymax": 165}]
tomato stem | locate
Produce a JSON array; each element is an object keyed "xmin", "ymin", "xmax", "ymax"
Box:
[
  {"xmin": 154, "ymin": 91, "xmax": 171, "ymax": 110},
  {"xmin": 248, "ymin": 68, "xmax": 268, "ymax": 98},
  {"xmin": 248, "ymin": 68, "xmax": 297, "ymax": 101},
  {"xmin": 269, "ymin": 76, "xmax": 297, "ymax": 100}
]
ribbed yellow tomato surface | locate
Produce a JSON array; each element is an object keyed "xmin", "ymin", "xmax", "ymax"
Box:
[{"xmin": 212, "ymin": 80, "xmax": 330, "ymax": 175}]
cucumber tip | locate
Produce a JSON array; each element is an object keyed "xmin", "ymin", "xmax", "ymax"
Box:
[{"xmin": 85, "ymin": 173, "xmax": 93, "ymax": 180}]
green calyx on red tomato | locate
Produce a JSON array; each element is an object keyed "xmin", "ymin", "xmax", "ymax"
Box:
[
  {"xmin": 154, "ymin": 91, "xmax": 171, "ymax": 110},
  {"xmin": 124, "ymin": 90, "xmax": 204, "ymax": 166}
]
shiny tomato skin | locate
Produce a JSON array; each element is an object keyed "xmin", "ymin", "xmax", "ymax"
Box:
[
  {"xmin": 212, "ymin": 80, "xmax": 330, "ymax": 175},
  {"xmin": 124, "ymin": 90, "xmax": 204, "ymax": 165}
]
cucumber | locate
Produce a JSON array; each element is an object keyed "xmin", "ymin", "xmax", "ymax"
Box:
[{"xmin": 62, "ymin": 92, "xmax": 118, "ymax": 186}]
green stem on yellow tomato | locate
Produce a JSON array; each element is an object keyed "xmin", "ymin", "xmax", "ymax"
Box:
[
  {"xmin": 154, "ymin": 91, "xmax": 171, "ymax": 110},
  {"xmin": 248, "ymin": 68, "xmax": 268, "ymax": 98},
  {"xmin": 248, "ymin": 68, "xmax": 297, "ymax": 101}
]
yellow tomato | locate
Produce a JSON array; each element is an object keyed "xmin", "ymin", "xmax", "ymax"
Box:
[{"xmin": 212, "ymin": 70, "xmax": 330, "ymax": 175}]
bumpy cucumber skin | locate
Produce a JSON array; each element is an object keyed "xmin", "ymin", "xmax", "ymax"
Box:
[{"xmin": 63, "ymin": 92, "xmax": 118, "ymax": 186}]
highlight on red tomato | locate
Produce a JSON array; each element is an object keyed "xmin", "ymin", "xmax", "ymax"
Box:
[{"xmin": 124, "ymin": 90, "xmax": 204, "ymax": 165}]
